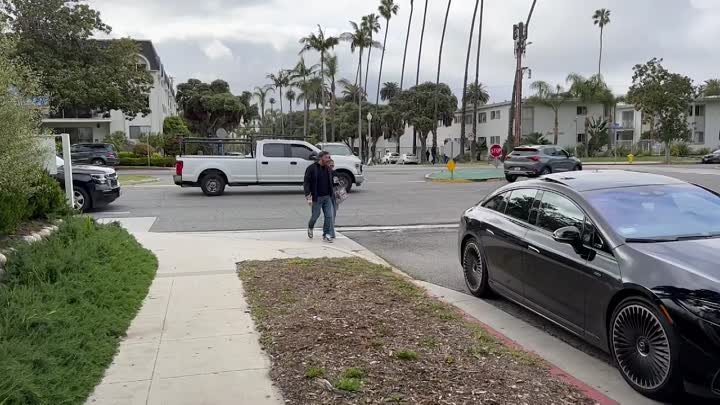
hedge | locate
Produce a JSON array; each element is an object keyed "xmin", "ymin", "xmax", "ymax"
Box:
[
  {"xmin": 0, "ymin": 171, "xmax": 69, "ymax": 236},
  {"xmin": 118, "ymin": 157, "xmax": 175, "ymax": 167}
]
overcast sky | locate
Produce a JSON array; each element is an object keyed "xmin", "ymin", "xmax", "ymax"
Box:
[{"xmin": 90, "ymin": 0, "xmax": 720, "ymax": 104}]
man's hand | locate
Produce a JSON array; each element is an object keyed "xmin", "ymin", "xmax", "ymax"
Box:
[{"xmin": 306, "ymin": 196, "xmax": 312, "ymax": 206}]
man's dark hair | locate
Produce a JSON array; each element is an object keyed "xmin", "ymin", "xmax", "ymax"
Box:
[{"xmin": 318, "ymin": 151, "xmax": 330, "ymax": 158}]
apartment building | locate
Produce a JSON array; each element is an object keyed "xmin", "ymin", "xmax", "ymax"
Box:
[{"xmin": 41, "ymin": 40, "xmax": 178, "ymax": 144}]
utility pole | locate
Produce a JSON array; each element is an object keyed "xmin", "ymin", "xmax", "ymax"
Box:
[{"xmin": 512, "ymin": 22, "xmax": 526, "ymax": 147}]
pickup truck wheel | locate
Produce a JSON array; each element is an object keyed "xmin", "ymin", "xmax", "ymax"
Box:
[
  {"xmin": 336, "ymin": 172, "xmax": 353, "ymax": 193},
  {"xmin": 200, "ymin": 173, "xmax": 226, "ymax": 196},
  {"xmin": 73, "ymin": 186, "xmax": 91, "ymax": 212}
]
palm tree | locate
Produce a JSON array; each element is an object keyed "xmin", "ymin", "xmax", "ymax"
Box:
[
  {"xmin": 400, "ymin": 0, "xmax": 414, "ymax": 90},
  {"xmin": 592, "ymin": 8, "xmax": 611, "ymax": 77},
  {"xmin": 267, "ymin": 71, "xmax": 290, "ymax": 134},
  {"xmin": 701, "ymin": 79, "xmax": 720, "ymax": 97},
  {"xmin": 470, "ymin": 0, "xmax": 485, "ymax": 160},
  {"xmin": 269, "ymin": 97, "xmax": 276, "ymax": 132},
  {"xmin": 566, "ymin": 72, "xmax": 614, "ymax": 155},
  {"xmin": 325, "ymin": 54, "xmax": 340, "ymax": 141},
  {"xmin": 254, "ymin": 86, "xmax": 270, "ymax": 121},
  {"xmin": 289, "ymin": 58, "xmax": 317, "ymax": 138},
  {"xmin": 431, "ymin": 0, "xmax": 452, "ymax": 162},
  {"xmin": 376, "ymin": 0, "xmax": 399, "ymax": 105},
  {"xmin": 528, "ymin": 81, "xmax": 568, "ymax": 145},
  {"xmin": 285, "ymin": 89, "xmax": 296, "ymax": 113},
  {"xmin": 341, "ymin": 20, "xmax": 381, "ymax": 162},
  {"xmin": 380, "ymin": 81, "xmax": 400, "ymax": 101},
  {"xmin": 459, "ymin": 0, "xmax": 481, "ymax": 162},
  {"xmin": 522, "ymin": 132, "xmax": 551, "ymax": 145},
  {"xmin": 300, "ymin": 25, "xmax": 339, "ymax": 142},
  {"xmin": 361, "ymin": 14, "xmax": 381, "ymax": 99},
  {"xmin": 412, "ymin": 0, "xmax": 429, "ymax": 153},
  {"xmin": 339, "ymin": 78, "xmax": 366, "ymax": 102}
]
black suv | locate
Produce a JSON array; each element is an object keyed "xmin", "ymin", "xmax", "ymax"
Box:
[
  {"xmin": 70, "ymin": 143, "xmax": 119, "ymax": 166},
  {"xmin": 54, "ymin": 156, "xmax": 121, "ymax": 212}
]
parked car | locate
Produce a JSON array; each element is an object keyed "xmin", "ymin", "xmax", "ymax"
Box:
[
  {"xmin": 457, "ymin": 170, "xmax": 720, "ymax": 400},
  {"xmin": 398, "ymin": 153, "xmax": 419, "ymax": 165},
  {"xmin": 504, "ymin": 145, "xmax": 582, "ymax": 182},
  {"xmin": 701, "ymin": 149, "xmax": 720, "ymax": 164},
  {"xmin": 54, "ymin": 156, "xmax": 121, "ymax": 212},
  {"xmin": 174, "ymin": 139, "xmax": 365, "ymax": 196},
  {"xmin": 381, "ymin": 152, "xmax": 400, "ymax": 164},
  {"xmin": 70, "ymin": 143, "xmax": 119, "ymax": 166},
  {"xmin": 315, "ymin": 142, "xmax": 355, "ymax": 157}
]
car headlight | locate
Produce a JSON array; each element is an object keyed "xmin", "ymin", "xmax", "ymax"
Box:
[
  {"xmin": 677, "ymin": 297, "xmax": 720, "ymax": 326},
  {"xmin": 91, "ymin": 174, "xmax": 108, "ymax": 184}
]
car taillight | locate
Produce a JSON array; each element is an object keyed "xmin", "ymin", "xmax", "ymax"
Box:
[
  {"xmin": 528, "ymin": 156, "xmax": 540, "ymax": 161},
  {"xmin": 175, "ymin": 161, "xmax": 183, "ymax": 176}
]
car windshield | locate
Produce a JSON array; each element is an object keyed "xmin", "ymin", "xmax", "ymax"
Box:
[
  {"xmin": 585, "ymin": 184, "xmax": 720, "ymax": 241},
  {"xmin": 321, "ymin": 144, "xmax": 352, "ymax": 156}
]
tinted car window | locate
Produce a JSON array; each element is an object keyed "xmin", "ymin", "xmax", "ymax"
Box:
[
  {"xmin": 537, "ymin": 192, "xmax": 585, "ymax": 233},
  {"xmin": 585, "ymin": 184, "xmax": 720, "ymax": 239},
  {"xmin": 483, "ymin": 192, "xmax": 509, "ymax": 213},
  {"xmin": 291, "ymin": 144, "xmax": 314, "ymax": 159},
  {"xmin": 582, "ymin": 220, "xmax": 609, "ymax": 252},
  {"xmin": 543, "ymin": 147, "xmax": 556, "ymax": 156},
  {"xmin": 263, "ymin": 143, "xmax": 286, "ymax": 158},
  {"xmin": 505, "ymin": 189, "xmax": 538, "ymax": 222}
]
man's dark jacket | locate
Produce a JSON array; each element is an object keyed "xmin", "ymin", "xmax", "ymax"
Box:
[{"xmin": 304, "ymin": 163, "xmax": 335, "ymax": 203}]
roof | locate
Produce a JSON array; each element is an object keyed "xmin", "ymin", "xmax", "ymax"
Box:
[{"xmin": 534, "ymin": 170, "xmax": 686, "ymax": 192}]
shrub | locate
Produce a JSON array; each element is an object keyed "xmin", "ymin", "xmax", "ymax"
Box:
[
  {"xmin": 133, "ymin": 143, "xmax": 155, "ymax": 156},
  {"xmin": 118, "ymin": 151, "xmax": 135, "ymax": 158},
  {"xmin": 694, "ymin": 147, "xmax": 711, "ymax": 156},
  {"xmin": 118, "ymin": 156, "xmax": 175, "ymax": 167},
  {"xmin": 0, "ymin": 191, "xmax": 27, "ymax": 235},
  {"xmin": 163, "ymin": 116, "xmax": 190, "ymax": 136},
  {"xmin": 671, "ymin": 142, "xmax": 690, "ymax": 157},
  {"xmin": 25, "ymin": 171, "xmax": 68, "ymax": 219},
  {"xmin": 105, "ymin": 131, "xmax": 130, "ymax": 152}
]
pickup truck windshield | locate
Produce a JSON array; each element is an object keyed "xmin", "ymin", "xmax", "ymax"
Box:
[{"xmin": 320, "ymin": 144, "xmax": 352, "ymax": 156}]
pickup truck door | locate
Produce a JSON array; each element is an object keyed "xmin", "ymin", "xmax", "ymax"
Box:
[
  {"xmin": 288, "ymin": 143, "xmax": 317, "ymax": 182},
  {"xmin": 257, "ymin": 143, "xmax": 290, "ymax": 182}
]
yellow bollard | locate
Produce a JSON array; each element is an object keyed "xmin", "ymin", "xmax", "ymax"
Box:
[{"xmin": 627, "ymin": 153, "xmax": 635, "ymax": 164}]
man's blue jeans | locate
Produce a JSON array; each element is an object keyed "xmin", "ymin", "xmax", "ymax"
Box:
[{"xmin": 309, "ymin": 195, "xmax": 335, "ymax": 238}]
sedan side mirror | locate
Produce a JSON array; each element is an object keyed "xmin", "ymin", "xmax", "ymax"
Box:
[
  {"xmin": 553, "ymin": 226, "xmax": 581, "ymax": 245},
  {"xmin": 309, "ymin": 152, "xmax": 318, "ymax": 161}
]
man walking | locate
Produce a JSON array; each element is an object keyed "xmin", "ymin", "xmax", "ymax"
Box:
[{"xmin": 304, "ymin": 151, "xmax": 336, "ymax": 242}]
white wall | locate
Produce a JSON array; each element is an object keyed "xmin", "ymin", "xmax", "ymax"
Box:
[{"xmin": 703, "ymin": 101, "xmax": 720, "ymax": 150}]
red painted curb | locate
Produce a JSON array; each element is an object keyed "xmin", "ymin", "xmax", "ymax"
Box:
[{"xmin": 444, "ymin": 296, "xmax": 620, "ymax": 405}]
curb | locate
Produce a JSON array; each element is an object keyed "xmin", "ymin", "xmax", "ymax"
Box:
[
  {"xmin": 424, "ymin": 172, "xmax": 504, "ymax": 183},
  {"xmin": 121, "ymin": 178, "xmax": 160, "ymax": 185},
  {"xmin": 341, "ymin": 242, "xmax": 619, "ymax": 405}
]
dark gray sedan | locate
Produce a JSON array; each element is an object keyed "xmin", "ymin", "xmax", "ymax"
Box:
[
  {"xmin": 504, "ymin": 145, "xmax": 582, "ymax": 182},
  {"xmin": 701, "ymin": 150, "xmax": 720, "ymax": 164}
]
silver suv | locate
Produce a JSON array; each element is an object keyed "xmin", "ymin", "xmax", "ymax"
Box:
[{"xmin": 504, "ymin": 145, "xmax": 582, "ymax": 182}]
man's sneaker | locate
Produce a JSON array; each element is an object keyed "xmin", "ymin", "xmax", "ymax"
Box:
[
  {"xmin": 307, "ymin": 228, "xmax": 313, "ymax": 239},
  {"xmin": 323, "ymin": 235, "xmax": 334, "ymax": 243}
]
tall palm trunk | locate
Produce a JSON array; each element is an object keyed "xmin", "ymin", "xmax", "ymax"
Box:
[
  {"xmin": 400, "ymin": 0, "xmax": 414, "ymax": 90},
  {"xmin": 279, "ymin": 85, "xmax": 284, "ymax": 134},
  {"xmin": 431, "ymin": 0, "xmax": 452, "ymax": 164},
  {"xmin": 553, "ymin": 108, "xmax": 559, "ymax": 145},
  {"xmin": 412, "ymin": 0, "xmax": 429, "ymax": 154},
  {"xmin": 330, "ymin": 80, "xmax": 337, "ymax": 142},
  {"xmin": 364, "ymin": 41, "xmax": 373, "ymax": 99},
  {"xmin": 459, "ymin": 0, "xmax": 480, "ymax": 162},
  {"xmin": 320, "ymin": 52, "xmax": 327, "ymax": 142},
  {"xmin": 598, "ymin": 26, "xmax": 603, "ymax": 77},
  {"xmin": 357, "ymin": 48, "xmax": 365, "ymax": 162},
  {"xmin": 376, "ymin": 19, "xmax": 391, "ymax": 105},
  {"xmin": 471, "ymin": 0, "xmax": 484, "ymax": 161},
  {"xmin": 303, "ymin": 75, "xmax": 309, "ymax": 138}
]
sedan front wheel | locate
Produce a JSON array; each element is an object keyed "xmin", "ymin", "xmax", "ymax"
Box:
[
  {"xmin": 610, "ymin": 296, "xmax": 682, "ymax": 400},
  {"xmin": 462, "ymin": 239, "xmax": 491, "ymax": 297}
]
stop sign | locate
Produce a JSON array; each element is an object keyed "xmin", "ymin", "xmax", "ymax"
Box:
[{"xmin": 490, "ymin": 144, "xmax": 503, "ymax": 158}]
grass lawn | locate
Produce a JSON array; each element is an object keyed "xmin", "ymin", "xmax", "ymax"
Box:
[
  {"xmin": 118, "ymin": 174, "xmax": 158, "ymax": 184},
  {"xmin": 239, "ymin": 258, "xmax": 592, "ymax": 404},
  {"xmin": 0, "ymin": 217, "xmax": 157, "ymax": 405}
]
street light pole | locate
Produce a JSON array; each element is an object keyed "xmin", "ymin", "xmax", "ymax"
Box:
[{"xmin": 367, "ymin": 112, "xmax": 373, "ymax": 165}]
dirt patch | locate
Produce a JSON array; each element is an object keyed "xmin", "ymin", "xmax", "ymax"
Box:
[{"xmin": 238, "ymin": 258, "xmax": 595, "ymax": 405}]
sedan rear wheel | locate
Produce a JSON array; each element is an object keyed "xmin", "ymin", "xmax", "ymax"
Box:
[
  {"xmin": 462, "ymin": 239, "xmax": 491, "ymax": 297},
  {"xmin": 610, "ymin": 297, "xmax": 681, "ymax": 400},
  {"xmin": 540, "ymin": 166, "xmax": 552, "ymax": 176}
]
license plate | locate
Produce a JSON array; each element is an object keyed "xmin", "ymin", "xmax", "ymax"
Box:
[{"xmin": 512, "ymin": 167, "xmax": 521, "ymax": 171}]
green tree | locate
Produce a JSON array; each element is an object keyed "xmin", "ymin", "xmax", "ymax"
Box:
[
  {"xmin": 163, "ymin": 116, "xmax": 190, "ymax": 136},
  {"xmin": 592, "ymin": 8, "xmax": 611, "ymax": 78},
  {"xmin": 700, "ymin": 79, "xmax": 720, "ymax": 97},
  {"xmin": 375, "ymin": 0, "xmax": 399, "ymax": 105},
  {"xmin": 339, "ymin": 79, "xmax": 366, "ymax": 102},
  {"xmin": 391, "ymin": 82, "xmax": 457, "ymax": 162},
  {"xmin": 566, "ymin": 72, "xmax": 614, "ymax": 155},
  {"xmin": 380, "ymin": 82, "xmax": 400, "ymax": 101},
  {"xmin": 522, "ymin": 132, "xmax": 551, "ymax": 145},
  {"xmin": 1, "ymin": 0, "xmax": 153, "ymax": 117},
  {"xmin": 289, "ymin": 58, "xmax": 317, "ymax": 138},
  {"xmin": 459, "ymin": 0, "xmax": 481, "ymax": 161},
  {"xmin": 175, "ymin": 79, "xmax": 244, "ymax": 136},
  {"xmin": 300, "ymin": 25, "xmax": 339, "ymax": 142},
  {"xmin": 361, "ymin": 13, "xmax": 382, "ymax": 99},
  {"xmin": 267, "ymin": 70, "xmax": 290, "ymax": 134},
  {"xmin": 528, "ymin": 81, "xmax": 569, "ymax": 145},
  {"xmin": 400, "ymin": 0, "xmax": 414, "ymax": 90},
  {"xmin": 626, "ymin": 58, "xmax": 695, "ymax": 163},
  {"xmin": 285, "ymin": 89, "xmax": 296, "ymax": 113},
  {"xmin": 586, "ymin": 116, "xmax": 609, "ymax": 156},
  {"xmin": 254, "ymin": 86, "xmax": 271, "ymax": 120},
  {"xmin": 325, "ymin": 54, "xmax": 340, "ymax": 141}
]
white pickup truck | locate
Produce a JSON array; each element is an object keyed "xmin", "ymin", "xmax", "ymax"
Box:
[{"xmin": 174, "ymin": 139, "xmax": 365, "ymax": 196}]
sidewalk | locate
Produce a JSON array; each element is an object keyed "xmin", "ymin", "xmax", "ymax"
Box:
[{"xmin": 86, "ymin": 217, "xmax": 384, "ymax": 405}]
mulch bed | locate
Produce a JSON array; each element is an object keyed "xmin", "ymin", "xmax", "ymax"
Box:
[{"xmin": 238, "ymin": 258, "xmax": 595, "ymax": 405}]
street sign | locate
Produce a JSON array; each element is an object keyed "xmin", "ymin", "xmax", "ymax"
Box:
[
  {"xmin": 447, "ymin": 159, "xmax": 456, "ymax": 172},
  {"xmin": 490, "ymin": 144, "xmax": 503, "ymax": 158}
]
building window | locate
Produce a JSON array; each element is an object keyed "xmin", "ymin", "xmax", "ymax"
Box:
[
  {"xmin": 577, "ymin": 133, "xmax": 585, "ymax": 143},
  {"xmin": 490, "ymin": 136, "xmax": 500, "ymax": 145},
  {"xmin": 490, "ymin": 110, "xmax": 501, "ymax": 120},
  {"xmin": 129, "ymin": 125, "xmax": 151, "ymax": 139},
  {"xmin": 478, "ymin": 112, "xmax": 487, "ymax": 123},
  {"xmin": 692, "ymin": 131, "xmax": 705, "ymax": 144},
  {"xmin": 464, "ymin": 114, "xmax": 473, "ymax": 125},
  {"xmin": 695, "ymin": 105, "xmax": 705, "ymax": 116},
  {"xmin": 576, "ymin": 106, "xmax": 588, "ymax": 116},
  {"xmin": 621, "ymin": 111, "xmax": 634, "ymax": 128}
]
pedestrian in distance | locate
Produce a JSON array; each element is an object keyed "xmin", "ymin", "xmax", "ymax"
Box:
[
  {"xmin": 304, "ymin": 151, "xmax": 336, "ymax": 243},
  {"xmin": 425, "ymin": 149, "xmax": 430, "ymax": 163}
]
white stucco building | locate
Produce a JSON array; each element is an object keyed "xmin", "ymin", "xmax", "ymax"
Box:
[{"xmin": 41, "ymin": 40, "xmax": 178, "ymax": 144}]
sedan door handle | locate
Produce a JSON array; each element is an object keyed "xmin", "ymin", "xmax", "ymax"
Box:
[
  {"xmin": 528, "ymin": 246, "xmax": 540, "ymax": 254},
  {"xmin": 290, "ymin": 161, "xmax": 298, "ymax": 165},
  {"xmin": 261, "ymin": 161, "xmax": 269, "ymax": 165},
  {"xmin": 486, "ymin": 229, "xmax": 495, "ymax": 236}
]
